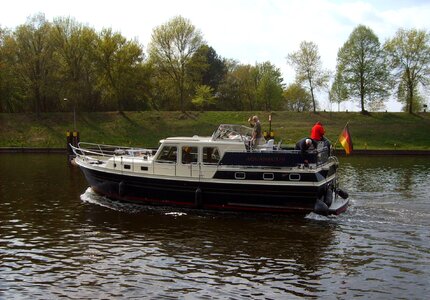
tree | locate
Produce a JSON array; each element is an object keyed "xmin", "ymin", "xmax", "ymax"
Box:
[
  {"xmin": 255, "ymin": 61, "xmax": 284, "ymax": 111},
  {"xmin": 216, "ymin": 59, "xmax": 245, "ymax": 110},
  {"xmin": 10, "ymin": 14, "xmax": 57, "ymax": 116},
  {"xmin": 336, "ymin": 25, "xmax": 391, "ymax": 112},
  {"xmin": 217, "ymin": 63, "xmax": 257, "ymax": 111},
  {"xmin": 385, "ymin": 28, "xmax": 430, "ymax": 113},
  {"xmin": 0, "ymin": 26, "xmax": 22, "ymax": 112},
  {"xmin": 329, "ymin": 70, "xmax": 348, "ymax": 111},
  {"xmin": 283, "ymin": 83, "xmax": 313, "ymax": 112},
  {"xmin": 287, "ymin": 41, "xmax": 330, "ymax": 112},
  {"xmin": 397, "ymin": 72, "xmax": 426, "ymax": 112},
  {"xmin": 148, "ymin": 16, "xmax": 204, "ymax": 111},
  {"xmin": 188, "ymin": 45, "xmax": 227, "ymax": 92},
  {"xmin": 93, "ymin": 28, "xmax": 145, "ymax": 111},
  {"xmin": 52, "ymin": 17, "xmax": 100, "ymax": 111},
  {"xmin": 191, "ymin": 84, "xmax": 216, "ymax": 111}
]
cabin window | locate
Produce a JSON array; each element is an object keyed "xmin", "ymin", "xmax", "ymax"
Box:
[
  {"xmin": 181, "ymin": 146, "xmax": 198, "ymax": 164},
  {"xmin": 203, "ymin": 147, "xmax": 220, "ymax": 164},
  {"xmin": 141, "ymin": 166, "xmax": 148, "ymax": 171},
  {"xmin": 156, "ymin": 146, "xmax": 177, "ymax": 163},
  {"xmin": 124, "ymin": 164, "xmax": 131, "ymax": 170}
]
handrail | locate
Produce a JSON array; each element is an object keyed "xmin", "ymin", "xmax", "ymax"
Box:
[
  {"xmin": 78, "ymin": 141, "xmax": 135, "ymax": 151},
  {"xmin": 73, "ymin": 142, "xmax": 156, "ymax": 157},
  {"xmin": 71, "ymin": 142, "xmax": 156, "ymax": 159}
]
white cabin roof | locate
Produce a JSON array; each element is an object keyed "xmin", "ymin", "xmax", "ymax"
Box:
[{"xmin": 162, "ymin": 136, "xmax": 212, "ymax": 143}]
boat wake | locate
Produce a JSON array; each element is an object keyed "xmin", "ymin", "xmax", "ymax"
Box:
[
  {"xmin": 305, "ymin": 212, "xmax": 330, "ymax": 221},
  {"xmin": 80, "ymin": 187, "xmax": 344, "ymax": 221},
  {"xmin": 80, "ymin": 187, "xmax": 144, "ymax": 213},
  {"xmin": 80, "ymin": 187, "xmax": 187, "ymax": 216}
]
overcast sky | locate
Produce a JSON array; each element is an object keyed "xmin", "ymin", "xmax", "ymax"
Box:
[{"xmin": 1, "ymin": 0, "xmax": 429, "ymax": 111}]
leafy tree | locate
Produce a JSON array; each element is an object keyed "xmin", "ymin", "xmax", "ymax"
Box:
[
  {"xmin": 1, "ymin": 14, "xmax": 150, "ymax": 113},
  {"xmin": 188, "ymin": 45, "xmax": 227, "ymax": 92},
  {"xmin": 234, "ymin": 64, "xmax": 258, "ymax": 110},
  {"xmin": 217, "ymin": 63, "xmax": 257, "ymax": 110},
  {"xmin": 10, "ymin": 14, "xmax": 58, "ymax": 116},
  {"xmin": 329, "ymin": 70, "xmax": 348, "ymax": 111},
  {"xmin": 216, "ymin": 61, "xmax": 284, "ymax": 111},
  {"xmin": 0, "ymin": 26, "xmax": 21, "ymax": 112},
  {"xmin": 94, "ymin": 28, "xmax": 145, "ymax": 111},
  {"xmin": 397, "ymin": 72, "xmax": 426, "ymax": 112},
  {"xmin": 336, "ymin": 25, "xmax": 391, "ymax": 112},
  {"xmin": 255, "ymin": 61, "xmax": 284, "ymax": 111},
  {"xmin": 216, "ymin": 59, "xmax": 246, "ymax": 110},
  {"xmin": 191, "ymin": 84, "xmax": 216, "ymax": 111},
  {"xmin": 287, "ymin": 41, "xmax": 330, "ymax": 112},
  {"xmin": 385, "ymin": 28, "xmax": 430, "ymax": 113},
  {"xmin": 283, "ymin": 83, "xmax": 312, "ymax": 112},
  {"xmin": 52, "ymin": 17, "xmax": 100, "ymax": 111},
  {"xmin": 148, "ymin": 16, "xmax": 204, "ymax": 111}
]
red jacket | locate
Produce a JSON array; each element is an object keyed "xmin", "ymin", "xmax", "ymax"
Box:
[{"xmin": 311, "ymin": 122, "xmax": 325, "ymax": 141}]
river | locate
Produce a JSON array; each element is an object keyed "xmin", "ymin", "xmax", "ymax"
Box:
[{"xmin": 0, "ymin": 154, "xmax": 429, "ymax": 299}]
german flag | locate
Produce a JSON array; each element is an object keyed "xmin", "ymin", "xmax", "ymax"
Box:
[{"xmin": 339, "ymin": 125, "xmax": 353, "ymax": 155}]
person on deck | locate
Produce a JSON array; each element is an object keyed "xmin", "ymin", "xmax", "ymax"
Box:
[
  {"xmin": 295, "ymin": 138, "xmax": 316, "ymax": 165},
  {"xmin": 295, "ymin": 138, "xmax": 316, "ymax": 153},
  {"xmin": 248, "ymin": 115, "xmax": 265, "ymax": 146},
  {"xmin": 310, "ymin": 121, "xmax": 331, "ymax": 152},
  {"xmin": 311, "ymin": 121, "xmax": 325, "ymax": 141}
]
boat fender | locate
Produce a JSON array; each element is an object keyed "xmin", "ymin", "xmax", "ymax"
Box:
[
  {"xmin": 195, "ymin": 187, "xmax": 203, "ymax": 208},
  {"xmin": 119, "ymin": 181, "xmax": 126, "ymax": 197},
  {"xmin": 324, "ymin": 186, "xmax": 333, "ymax": 207},
  {"xmin": 314, "ymin": 197, "xmax": 329, "ymax": 216},
  {"xmin": 337, "ymin": 188, "xmax": 349, "ymax": 199}
]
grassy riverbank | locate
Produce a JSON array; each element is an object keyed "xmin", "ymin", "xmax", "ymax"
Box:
[{"xmin": 1, "ymin": 111, "xmax": 429, "ymax": 150}]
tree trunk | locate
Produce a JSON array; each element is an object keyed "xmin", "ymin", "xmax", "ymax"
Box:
[
  {"xmin": 310, "ymin": 88, "xmax": 316, "ymax": 113},
  {"xmin": 308, "ymin": 78, "xmax": 316, "ymax": 113},
  {"xmin": 408, "ymin": 83, "xmax": 414, "ymax": 114},
  {"xmin": 360, "ymin": 73, "xmax": 365, "ymax": 112},
  {"xmin": 407, "ymin": 68, "xmax": 413, "ymax": 114},
  {"xmin": 35, "ymin": 86, "xmax": 41, "ymax": 118}
]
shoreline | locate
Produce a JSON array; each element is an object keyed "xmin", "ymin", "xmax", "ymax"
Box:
[{"xmin": 0, "ymin": 147, "xmax": 429, "ymax": 156}]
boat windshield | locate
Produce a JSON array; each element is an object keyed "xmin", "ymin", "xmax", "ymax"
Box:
[{"xmin": 211, "ymin": 124, "xmax": 253, "ymax": 141}]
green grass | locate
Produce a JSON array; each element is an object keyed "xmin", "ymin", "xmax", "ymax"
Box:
[{"xmin": 1, "ymin": 111, "xmax": 429, "ymax": 150}]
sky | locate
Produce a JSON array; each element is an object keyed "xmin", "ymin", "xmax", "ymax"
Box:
[{"xmin": 1, "ymin": 0, "xmax": 430, "ymax": 111}]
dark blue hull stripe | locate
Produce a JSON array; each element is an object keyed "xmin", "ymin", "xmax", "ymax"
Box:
[{"xmin": 80, "ymin": 166, "xmax": 333, "ymax": 213}]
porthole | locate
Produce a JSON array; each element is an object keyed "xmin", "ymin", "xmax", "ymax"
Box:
[
  {"xmin": 289, "ymin": 173, "xmax": 301, "ymax": 181},
  {"xmin": 263, "ymin": 173, "xmax": 274, "ymax": 181},
  {"xmin": 234, "ymin": 172, "xmax": 246, "ymax": 180}
]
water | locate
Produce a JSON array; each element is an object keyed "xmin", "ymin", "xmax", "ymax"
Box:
[{"xmin": 1, "ymin": 154, "xmax": 429, "ymax": 299}]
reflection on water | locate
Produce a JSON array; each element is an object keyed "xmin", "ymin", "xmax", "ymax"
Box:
[{"xmin": 0, "ymin": 154, "xmax": 429, "ymax": 299}]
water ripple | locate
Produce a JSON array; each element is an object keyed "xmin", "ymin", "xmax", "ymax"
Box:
[{"xmin": 1, "ymin": 154, "xmax": 430, "ymax": 299}]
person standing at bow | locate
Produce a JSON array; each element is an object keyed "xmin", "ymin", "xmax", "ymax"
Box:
[{"xmin": 248, "ymin": 115, "xmax": 265, "ymax": 146}]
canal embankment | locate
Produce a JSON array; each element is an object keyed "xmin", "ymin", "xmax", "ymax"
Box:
[{"xmin": 1, "ymin": 111, "xmax": 429, "ymax": 151}]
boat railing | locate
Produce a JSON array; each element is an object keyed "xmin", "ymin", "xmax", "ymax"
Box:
[{"xmin": 71, "ymin": 142, "xmax": 156, "ymax": 162}]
